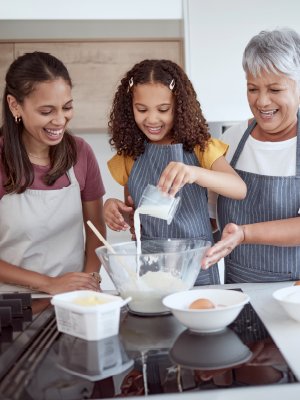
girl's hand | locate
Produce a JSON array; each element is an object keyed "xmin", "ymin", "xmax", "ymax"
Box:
[
  {"xmin": 202, "ymin": 223, "xmax": 245, "ymax": 269},
  {"xmin": 158, "ymin": 162, "xmax": 196, "ymax": 199},
  {"xmin": 48, "ymin": 272, "xmax": 100, "ymax": 295},
  {"xmin": 103, "ymin": 198, "xmax": 133, "ymax": 232}
]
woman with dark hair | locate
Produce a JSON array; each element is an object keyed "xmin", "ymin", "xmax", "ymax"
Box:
[
  {"xmin": 0, "ymin": 51, "xmax": 106, "ymax": 294},
  {"xmin": 203, "ymin": 28, "xmax": 300, "ymax": 283}
]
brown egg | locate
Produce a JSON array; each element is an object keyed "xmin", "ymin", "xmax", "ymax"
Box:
[
  {"xmin": 294, "ymin": 281, "xmax": 300, "ymax": 286},
  {"xmin": 189, "ymin": 298, "xmax": 215, "ymax": 310}
]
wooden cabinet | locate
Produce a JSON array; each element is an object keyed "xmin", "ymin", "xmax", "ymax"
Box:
[
  {"xmin": 1, "ymin": 40, "xmax": 183, "ymax": 131},
  {"xmin": 0, "ymin": 43, "xmax": 14, "ymax": 111}
]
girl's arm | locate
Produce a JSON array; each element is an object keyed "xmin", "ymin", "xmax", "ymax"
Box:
[
  {"xmin": 202, "ymin": 218, "xmax": 300, "ymax": 269},
  {"xmin": 82, "ymin": 198, "xmax": 106, "ymax": 274},
  {"xmin": 0, "ymin": 259, "xmax": 100, "ymax": 295},
  {"xmin": 157, "ymin": 156, "xmax": 247, "ymax": 200}
]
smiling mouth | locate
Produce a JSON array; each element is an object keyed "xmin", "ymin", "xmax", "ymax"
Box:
[
  {"xmin": 146, "ymin": 126, "xmax": 163, "ymax": 134},
  {"xmin": 259, "ymin": 109, "xmax": 278, "ymax": 116},
  {"xmin": 44, "ymin": 128, "xmax": 63, "ymax": 137}
]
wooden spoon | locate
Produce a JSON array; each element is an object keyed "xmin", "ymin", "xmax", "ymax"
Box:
[{"xmin": 87, "ymin": 220, "xmax": 137, "ymax": 278}]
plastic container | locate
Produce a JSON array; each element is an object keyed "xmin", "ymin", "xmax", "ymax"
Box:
[
  {"xmin": 138, "ymin": 184, "xmax": 180, "ymax": 225},
  {"xmin": 51, "ymin": 290, "xmax": 131, "ymax": 341},
  {"xmin": 57, "ymin": 334, "xmax": 134, "ymax": 381},
  {"xmin": 96, "ymin": 239, "xmax": 211, "ymax": 315}
]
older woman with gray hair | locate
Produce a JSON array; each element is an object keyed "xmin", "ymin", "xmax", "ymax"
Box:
[{"xmin": 203, "ymin": 27, "xmax": 300, "ymax": 283}]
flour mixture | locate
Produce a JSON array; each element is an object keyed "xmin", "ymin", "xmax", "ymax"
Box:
[{"xmin": 120, "ymin": 270, "xmax": 188, "ymax": 314}]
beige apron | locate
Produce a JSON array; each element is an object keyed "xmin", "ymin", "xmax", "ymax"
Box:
[{"xmin": 0, "ymin": 166, "xmax": 85, "ymax": 292}]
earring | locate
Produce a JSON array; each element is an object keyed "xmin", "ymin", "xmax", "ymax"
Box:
[
  {"xmin": 15, "ymin": 116, "xmax": 22, "ymax": 124},
  {"xmin": 169, "ymin": 79, "xmax": 175, "ymax": 90}
]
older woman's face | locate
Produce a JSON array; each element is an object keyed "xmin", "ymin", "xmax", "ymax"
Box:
[{"xmin": 247, "ymin": 69, "xmax": 300, "ymax": 133}]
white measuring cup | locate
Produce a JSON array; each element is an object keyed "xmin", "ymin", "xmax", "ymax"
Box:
[{"xmin": 138, "ymin": 184, "xmax": 181, "ymax": 225}]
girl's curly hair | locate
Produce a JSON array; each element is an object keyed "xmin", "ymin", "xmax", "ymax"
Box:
[{"xmin": 108, "ymin": 59, "xmax": 210, "ymax": 159}]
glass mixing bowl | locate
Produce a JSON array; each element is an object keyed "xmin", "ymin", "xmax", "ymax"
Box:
[{"xmin": 95, "ymin": 239, "xmax": 211, "ymax": 315}]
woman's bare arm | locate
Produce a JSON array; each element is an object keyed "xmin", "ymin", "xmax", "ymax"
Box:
[
  {"xmin": 0, "ymin": 258, "xmax": 100, "ymax": 294},
  {"xmin": 203, "ymin": 218, "xmax": 300, "ymax": 269}
]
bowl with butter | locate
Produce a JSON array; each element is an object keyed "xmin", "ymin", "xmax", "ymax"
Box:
[{"xmin": 51, "ymin": 290, "xmax": 131, "ymax": 341}]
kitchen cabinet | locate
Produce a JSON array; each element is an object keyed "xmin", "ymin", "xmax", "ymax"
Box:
[{"xmin": 0, "ymin": 39, "xmax": 183, "ymax": 131}]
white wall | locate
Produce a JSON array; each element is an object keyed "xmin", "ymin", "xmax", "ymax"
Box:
[
  {"xmin": 0, "ymin": 0, "xmax": 182, "ymax": 19},
  {"xmin": 183, "ymin": 0, "xmax": 300, "ymax": 122}
]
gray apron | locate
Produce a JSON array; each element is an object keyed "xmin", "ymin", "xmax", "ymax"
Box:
[
  {"xmin": 218, "ymin": 111, "xmax": 300, "ymax": 283},
  {"xmin": 127, "ymin": 142, "xmax": 220, "ymax": 285}
]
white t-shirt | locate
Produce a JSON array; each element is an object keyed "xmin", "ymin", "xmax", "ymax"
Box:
[{"xmin": 208, "ymin": 120, "xmax": 297, "ymax": 219}]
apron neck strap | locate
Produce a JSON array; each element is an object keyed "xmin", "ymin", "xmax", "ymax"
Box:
[
  {"xmin": 296, "ymin": 108, "xmax": 300, "ymax": 176},
  {"xmin": 230, "ymin": 108, "xmax": 300, "ymax": 174},
  {"xmin": 230, "ymin": 120, "xmax": 256, "ymax": 168},
  {"xmin": 66, "ymin": 166, "xmax": 77, "ymax": 184}
]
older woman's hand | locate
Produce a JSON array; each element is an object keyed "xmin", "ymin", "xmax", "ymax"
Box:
[{"xmin": 202, "ymin": 223, "xmax": 245, "ymax": 269}]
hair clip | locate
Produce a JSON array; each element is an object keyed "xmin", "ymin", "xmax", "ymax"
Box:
[
  {"xmin": 127, "ymin": 77, "xmax": 134, "ymax": 93},
  {"xmin": 169, "ymin": 79, "xmax": 175, "ymax": 90}
]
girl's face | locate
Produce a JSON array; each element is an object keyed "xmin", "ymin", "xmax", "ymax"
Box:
[
  {"xmin": 247, "ymin": 69, "xmax": 300, "ymax": 134},
  {"xmin": 132, "ymin": 83, "xmax": 175, "ymax": 145},
  {"xmin": 14, "ymin": 78, "xmax": 74, "ymax": 149}
]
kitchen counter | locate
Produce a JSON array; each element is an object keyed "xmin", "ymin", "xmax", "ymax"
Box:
[
  {"xmin": 133, "ymin": 281, "xmax": 300, "ymax": 400},
  {"xmin": 2, "ymin": 281, "xmax": 300, "ymax": 399}
]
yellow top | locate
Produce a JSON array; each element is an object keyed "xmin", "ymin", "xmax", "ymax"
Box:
[{"xmin": 107, "ymin": 138, "xmax": 229, "ymax": 187}]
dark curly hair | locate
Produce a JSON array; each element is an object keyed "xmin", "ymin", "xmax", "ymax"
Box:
[{"xmin": 108, "ymin": 59, "xmax": 210, "ymax": 159}]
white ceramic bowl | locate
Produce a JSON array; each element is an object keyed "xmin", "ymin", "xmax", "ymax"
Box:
[
  {"xmin": 273, "ymin": 286, "xmax": 300, "ymax": 322},
  {"xmin": 162, "ymin": 289, "xmax": 250, "ymax": 333},
  {"xmin": 170, "ymin": 328, "xmax": 252, "ymax": 370}
]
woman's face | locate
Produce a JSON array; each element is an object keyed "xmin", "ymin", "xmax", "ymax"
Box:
[
  {"xmin": 17, "ymin": 78, "xmax": 74, "ymax": 148},
  {"xmin": 132, "ymin": 83, "xmax": 175, "ymax": 145},
  {"xmin": 247, "ymin": 69, "xmax": 300, "ymax": 133}
]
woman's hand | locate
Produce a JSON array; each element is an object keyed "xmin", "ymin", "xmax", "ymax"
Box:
[
  {"xmin": 202, "ymin": 223, "xmax": 245, "ymax": 269},
  {"xmin": 158, "ymin": 162, "xmax": 196, "ymax": 198},
  {"xmin": 48, "ymin": 272, "xmax": 100, "ymax": 295},
  {"xmin": 103, "ymin": 198, "xmax": 133, "ymax": 231}
]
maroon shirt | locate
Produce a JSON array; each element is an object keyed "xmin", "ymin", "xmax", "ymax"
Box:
[{"xmin": 0, "ymin": 136, "xmax": 105, "ymax": 201}]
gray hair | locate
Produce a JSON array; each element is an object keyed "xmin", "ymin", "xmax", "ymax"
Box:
[{"xmin": 242, "ymin": 27, "xmax": 300, "ymax": 85}]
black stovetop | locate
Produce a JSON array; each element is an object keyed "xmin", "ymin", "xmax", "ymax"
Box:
[{"xmin": 0, "ymin": 290, "xmax": 297, "ymax": 400}]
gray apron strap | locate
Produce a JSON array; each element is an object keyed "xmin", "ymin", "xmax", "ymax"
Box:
[
  {"xmin": 231, "ymin": 108, "xmax": 300, "ymax": 172},
  {"xmin": 296, "ymin": 109, "xmax": 300, "ymax": 175},
  {"xmin": 230, "ymin": 120, "xmax": 256, "ymax": 169}
]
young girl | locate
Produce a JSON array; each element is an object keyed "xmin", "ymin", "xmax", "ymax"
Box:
[{"xmin": 104, "ymin": 59, "xmax": 246, "ymax": 285}]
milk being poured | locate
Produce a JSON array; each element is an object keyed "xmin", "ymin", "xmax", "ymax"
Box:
[
  {"xmin": 134, "ymin": 205, "xmax": 171, "ymax": 256},
  {"xmin": 120, "ymin": 199, "xmax": 187, "ymax": 314}
]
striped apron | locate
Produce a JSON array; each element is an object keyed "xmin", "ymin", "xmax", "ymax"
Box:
[
  {"xmin": 218, "ymin": 113, "xmax": 300, "ymax": 283},
  {"xmin": 127, "ymin": 142, "xmax": 220, "ymax": 285}
]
